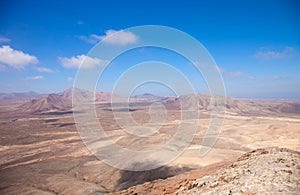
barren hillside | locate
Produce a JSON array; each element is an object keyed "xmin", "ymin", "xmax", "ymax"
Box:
[{"xmin": 115, "ymin": 147, "xmax": 300, "ymax": 195}]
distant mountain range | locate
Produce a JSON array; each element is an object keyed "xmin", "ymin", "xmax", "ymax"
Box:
[
  {"xmin": 1, "ymin": 88, "xmax": 299, "ymax": 115},
  {"xmin": 14, "ymin": 88, "xmax": 124, "ymax": 114},
  {"xmin": 0, "ymin": 91, "xmax": 40, "ymax": 100},
  {"xmin": 131, "ymin": 93, "xmax": 166, "ymax": 100},
  {"xmin": 59, "ymin": 87, "xmax": 123, "ymax": 102},
  {"xmin": 0, "ymin": 91, "xmax": 45, "ymax": 105}
]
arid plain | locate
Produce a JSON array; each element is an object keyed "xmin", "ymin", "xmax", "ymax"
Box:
[{"xmin": 0, "ymin": 88, "xmax": 299, "ymax": 194}]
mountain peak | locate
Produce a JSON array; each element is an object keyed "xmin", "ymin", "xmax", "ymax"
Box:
[{"xmin": 131, "ymin": 93, "xmax": 165, "ymax": 100}]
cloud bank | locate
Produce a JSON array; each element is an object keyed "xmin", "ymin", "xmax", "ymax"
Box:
[
  {"xmin": 254, "ymin": 47, "xmax": 294, "ymax": 60},
  {"xmin": 59, "ymin": 54, "xmax": 108, "ymax": 69},
  {"xmin": 36, "ymin": 67, "xmax": 55, "ymax": 73},
  {"xmin": 79, "ymin": 29, "xmax": 138, "ymax": 45},
  {"xmin": 26, "ymin": 75, "xmax": 44, "ymax": 80},
  {"xmin": 0, "ymin": 45, "xmax": 38, "ymax": 69}
]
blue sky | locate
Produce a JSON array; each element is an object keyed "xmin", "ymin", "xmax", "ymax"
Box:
[{"xmin": 0, "ymin": 0, "xmax": 299, "ymax": 98}]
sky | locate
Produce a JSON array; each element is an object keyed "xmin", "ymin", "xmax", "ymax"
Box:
[{"xmin": 0, "ymin": 0, "xmax": 299, "ymax": 98}]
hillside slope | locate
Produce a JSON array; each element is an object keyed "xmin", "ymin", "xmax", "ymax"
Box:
[
  {"xmin": 115, "ymin": 147, "xmax": 300, "ymax": 195},
  {"xmin": 19, "ymin": 93, "xmax": 71, "ymax": 113}
]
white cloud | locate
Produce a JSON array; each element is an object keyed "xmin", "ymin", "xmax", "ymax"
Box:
[
  {"xmin": 36, "ymin": 67, "xmax": 55, "ymax": 73},
  {"xmin": 0, "ymin": 45, "xmax": 38, "ymax": 69},
  {"xmin": 79, "ymin": 29, "xmax": 138, "ymax": 45},
  {"xmin": 59, "ymin": 54, "xmax": 108, "ymax": 69},
  {"xmin": 67, "ymin": 77, "xmax": 73, "ymax": 81},
  {"xmin": 27, "ymin": 75, "xmax": 44, "ymax": 80},
  {"xmin": 254, "ymin": 47, "xmax": 294, "ymax": 60},
  {"xmin": 100, "ymin": 30, "xmax": 138, "ymax": 45},
  {"xmin": 0, "ymin": 36, "xmax": 10, "ymax": 43},
  {"xmin": 77, "ymin": 35, "xmax": 98, "ymax": 44}
]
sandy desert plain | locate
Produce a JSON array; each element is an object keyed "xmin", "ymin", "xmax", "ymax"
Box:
[{"xmin": 0, "ymin": 88, "xmax": 299, "ymax": 194}]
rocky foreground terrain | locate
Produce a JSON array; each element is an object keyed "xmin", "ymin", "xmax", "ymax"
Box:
[{"xmin": 116, "ymin": 147, "xmax": 300, "ymax": 195}]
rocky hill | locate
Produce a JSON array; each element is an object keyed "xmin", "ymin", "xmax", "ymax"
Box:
[
  {"xmin": 16, "ymin": 88, "xmax": 125, "ymax": 114},
  {"xmin": 114, "ymin": 147, "xmax": 300, "ymax": 194},
  {"xmin": 177, "ymin": 94, "xmax": 300, "ymax": 115},
  {"xmin": 131, "ymin": 93, "xmax": 166, "ymax": 101},
  {"xmin": 59, "ymin": 87, "xmax": 93, "ymax": 102},
  {"xmin": 60, "ymin": 87, "xmax": 123, "ymax": 102},
  {"xmin": 18, "ymin": 93, "xmax": 71, "ymax": 114}
]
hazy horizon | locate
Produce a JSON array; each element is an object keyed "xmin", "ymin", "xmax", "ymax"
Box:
[{"xmin": 2, "ymin": 86, "xmax": 300, "ymax": 100}]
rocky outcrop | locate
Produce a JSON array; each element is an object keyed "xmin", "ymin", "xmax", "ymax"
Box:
[
  {"xmin": 19, "ymin": 93, "xmax": 71, "ymax": 113},
  {"xmin": 177, "ymin": 147, "xmax": 300, "ymax": 194},
  {"xmin": 115, "ymin": 147, "xmax": 300, "ymax": 195}
]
